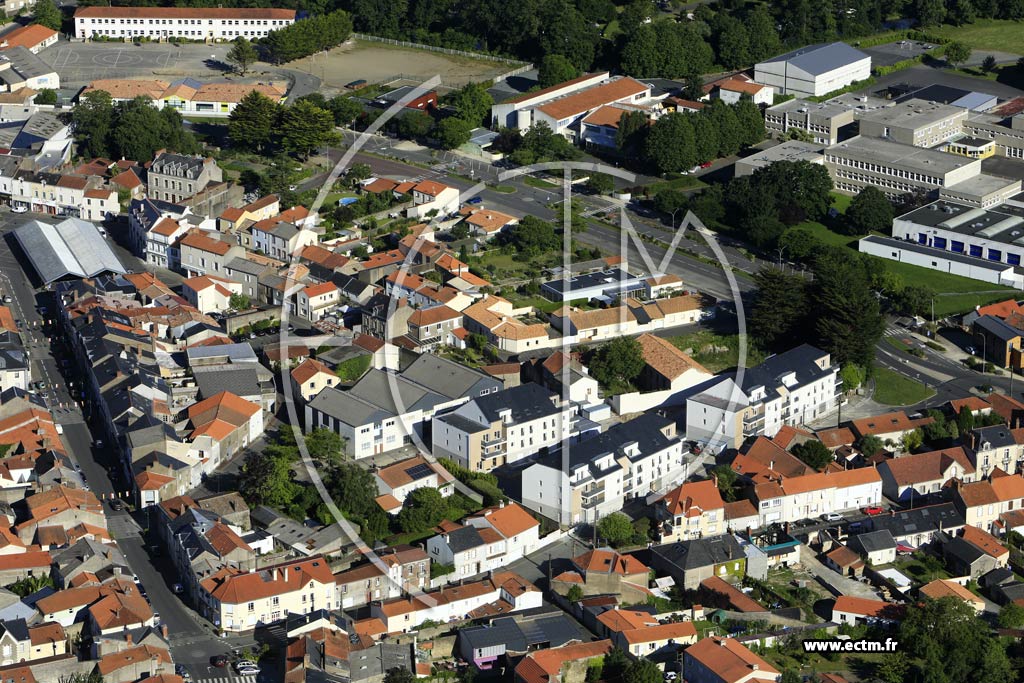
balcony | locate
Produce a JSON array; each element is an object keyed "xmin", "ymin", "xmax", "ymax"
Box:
[{"xmin": 743, "ymin": 409, "xmax": 765, "ymax": 426}]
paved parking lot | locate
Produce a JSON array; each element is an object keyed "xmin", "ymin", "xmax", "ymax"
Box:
[
  {"xmin": 860, "ymin": 64, "xmax": 1024, "ymax": 100},
  {"xmin": 860, "ymin": 40, "xmax": 936, "ymax": 67}
]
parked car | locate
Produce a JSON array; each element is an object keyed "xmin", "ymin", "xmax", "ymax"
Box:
[
  {"xmin": 467, "ymin": 196, "xmax": 483, "ymax": 205},
  {"xmin": 10, "ymin": 205, "xmax": 26, "ymax": 214},
  {"xmin": 345, "ymin": 79, "xmax": 368, "ymax": 89},
  {"xmin": 700, "ymin": 161, "xmax": 713, "ymax": 168},
  {"xmin": 821, "ymin": 512, "xmax": 843, "ymax": 522},
  {"xmin": 210, "ymin": 655, "xmax": 228, "ymax": 668},
  {"xmin": 863, "ymin": 506, "xmax": 884, "ymax": 516},
  {"xmin": 172, "ymin": 583, "xmax": 184, "ymax": 594}
]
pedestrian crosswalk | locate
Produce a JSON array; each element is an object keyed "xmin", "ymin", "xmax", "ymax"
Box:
[{"xmin": 195, "ymin": 676, "xmax": 256, "ymax": 683}]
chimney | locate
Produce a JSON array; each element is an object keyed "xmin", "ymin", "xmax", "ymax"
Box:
[
  {"xmin": 769, "ymin": 460, "xmax": 774, "ymax": 471},
  {"xmin": 718, "ymin": 639, "xmax": 726, "ymax": 647},
  {"xmin": 161, "ymin": 624, "xmax": 169, "ymax": 639},
  {"xmin": 125, "ymin": 631, "xmax": 132, "ymax": 646},
  {"xmin": 499, "ymin": 500, "xmax": 505, "ymax": 509},
  {"xmin": 712, "ymin": 473, "xmax": 718, "ymax": 487},
  {"xmin": 751, "ymin": 664, "xmax": 759, "ymax": 671}
]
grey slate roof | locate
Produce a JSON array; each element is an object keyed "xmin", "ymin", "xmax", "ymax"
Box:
[
  {"xmin": 14, "ymin": 217, "xmax": 127, "ymax": 283},
  {"xmin": 851, "ymin": 529, "xmax": 896, "ymax": 554},
  {"xmin": 308, "ymin": 386, "xmax": 395, "ymax": 428},
  {"xmin": 194, "ymin": 366, "xmax": 263, "ymax": 400},
  {"xmin": 348, "ymin": 368, "xmax": 447, "ymax": 414},
  {"xmin": 870, "ymin": 503, "xmax": 965, "ymax": 539},
  {"xmin": 445, "ymin": 525, "xmax": 485, "ymax": 553},
  {"xmin": 543, "ymin": 412, "xmax": 677, "ymax": 472},
  {"xmin": 973, "ymin": 424, "xmax": 1019, "ymax": 449},
  {"xmin": 652, "ymin": 534, "xmax": 744, "ymax": 571},
  {"xmin": 975, "ymin": 314, "xmax": 1023, "ymax": 342},
  {"xmin": 400, "ymin": 354, "xmax": 500, "ymax": 400},
  {"xmin": 472, "ymin": 383, "xmax": 560, "ymax": 423},
  {"xmin": 0, "ymin": 618, "xmax": 29, "ymax": 643},
  {"xmin": 459, "ymin": 613, "xmax": 588, "ymax": 654},
  {"xmin": 759, "ymin": 41, "xmax": 869, "ymax": 76}
]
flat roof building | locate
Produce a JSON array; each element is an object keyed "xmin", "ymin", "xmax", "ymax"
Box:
[
  {"xmin": 963, "ymin": 112, "xmax": 1024, "ymax": 160},
  {"xmin": 540, "ymin": 267, "xmax": 649, "ymax": 303},
  {"xmin": 735, "ymin": 140, "xmax": 825, "ymax": 177},
  {"xmin": 755, "ymin": 42, "xmax": 871, "ymax": 98},
  {"xmin": 824, "ymin": 135, "xmax": 993, "ymax": 198},
  {"xmin": 763, "ymin": 98, "xmax": 856, "ymax": 145},
  {"xmin": 857, "ymin": 99, "xmax": 968, "ymax": 148}
]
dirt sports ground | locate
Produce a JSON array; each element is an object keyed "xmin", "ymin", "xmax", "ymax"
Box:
[{"xmin": 289, "ymin": 39, "xmax": 517, "ymax": 93}]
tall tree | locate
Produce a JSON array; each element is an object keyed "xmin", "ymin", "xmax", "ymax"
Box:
[
  {"xmin": 745, "ymin": 5, "xmax": 782, "ymax": 62},
  {"xmin": 691, "ymin": 114, "xmax": 719, "ymax": 164},
  {"xmin": 913, "ymin": 0, "xmax": 947, "ymax": 26},
  {"xmin": 537, "ymin": 54, "xmax": 580, "ymax": 87},
  {"xmin": 589, "ymin": 337, "xmax": 644, "ymax": 390},
  {"xmin": 846, "ymin": 186, "xmax": 894, "ymax": 234},
  {"xmin": 733, "ymin": 98, "xmax": 766, "ymax": 147},
  {"xmin": 713, "ymin": 15, "xmax": 751, "ymax": 69},
  {"xmin": 615, "ymin": 109, "xmax": 649, "ymax": 154},
  {"xmin": 813, "ymin": 255, "xmax": 884, "ymax": 367},
  {"xmin": 280, "ymin": 100, "xmax": 341, "ymax": 158},
  {"xmin": 537, "ymin": 0, "xmax": 598, "ymax": 70},
  {"xmin": 228, "ymin": 90, "xmax": 281, "ymax": 153},
  {"xmin": 435, "ymin": 116, "xmax": 472, "ymax": 149},
  {"xmin": 71, "ymin": 90, "xmax": 114, "ymax": 159},
  {"xmin": 226, "ymin": 37, "xmax": 258, "ymax": 76},
  {"xmin": 751, "ymin": 267, "xmax": 809, "ymax": 351},
  {"xmin": 643, "ymin": 113, "xmax": 696, "ymax": 174},
  {"xmin": 447, "ymin": 81, "xmax": 493, "ymax": 127},
  {"xmin": 32, "ymin": 0, "xmax": 62, "ymax": 31}
]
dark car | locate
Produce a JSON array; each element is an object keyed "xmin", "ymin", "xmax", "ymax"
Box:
[
  {"xmin": 345, "ymin": 79, "xmax": 368, "ymax": 89},
  {"xmin": 467, "ymin": 196, "xmax": 483, "ymax": 205},
  {"xmin": 109, "ymin": 499, "xmax": 124, "ymax": 511},
  {"xmin": 211, "ymin": 655, "xmax": 228, "ymax": 668}
]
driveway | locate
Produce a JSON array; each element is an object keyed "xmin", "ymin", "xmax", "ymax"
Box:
[{"xmin": 799, "ymin": 545, "xmax": 884, "ymax": 600}]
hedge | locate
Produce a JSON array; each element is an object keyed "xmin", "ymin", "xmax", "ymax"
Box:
[{"xmin": 807, "ymin": 77, "xmax": 877, "ymax": 102}]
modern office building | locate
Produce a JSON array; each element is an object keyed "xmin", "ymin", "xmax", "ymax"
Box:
[
  {"xmin": 74, "ymin": 6, "xmax": 296, "ymax": 41},
  {"xmin": 754, "ymin": 42, "xmax": 871, "ymax": 98},
  {"xmin": 857, "ymin": 99, "xmax": 968, "ymax": 148}
]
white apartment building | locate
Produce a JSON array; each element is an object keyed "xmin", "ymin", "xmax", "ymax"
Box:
[
  {"xmin": 686, "ymin": 344, "xmax": 841, "ymax": 451},
  {"xmin": 295, "ymin": 282, "xmax": 340, "ymax": 322},
  {"xmin": 199, "ymin": 556, "xmax": 335, "ymax": 633},
  {"xmin": 521, "ymin": 413, "xmax": 687, "ymax": 525},
  {"xmin": 74, "ymin": 6, "xmax": 296, "ymax": 41},
  {"xmin": 432, "ymin": 383, "xmax": 573, "ymax": 472}
]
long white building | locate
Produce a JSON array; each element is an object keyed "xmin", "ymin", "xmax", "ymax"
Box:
[{"xmin": 74, "ymin": 7, "xmax": 296, "ymax": 41}]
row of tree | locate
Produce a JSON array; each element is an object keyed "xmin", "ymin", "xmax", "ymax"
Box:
[
  {"xmin": 261, "ymin": 9, "xmax": 353, "ymax": 64},
  {"xmin": 627, "ymin": 99, "xmax": 764, "ymax": 174},
  {"xmin": 71, "ymin": 92, "xmax": 200, "ymax": 161},
  {"xmin": 913, "ymin": 0, "xmax": 1024, "ymax": 26},
  {"xmin": 228, "ymin": 91, "xmax": 341, "ymax": 157}
]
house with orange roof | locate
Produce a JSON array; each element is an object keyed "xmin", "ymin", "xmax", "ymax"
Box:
[
  {"xmin": 563, "ymin": 548, "xmax": 650, "ymax": 601},
  {"xmin": 384, "ymin": 270, "xmax": 472, "ymax": 312},
  {"xmin": 296, "ymin": 281, "xmax": 340, "ymax": 322},
  {"xmin": 851, "ymin": 410, "xmax": 935, "ymax": 443},
  {"xmin": 461, "ymin": 295, "xmax": 555, "ymax": 355},
  {"xmin": 879, "ymin": 446, "xmax": 977, "ymax": 502},
  {"xmin": 0, "ymin": 620, "xmax": 66, "ymax": 664},
  {"xmin": 580, "ymin": 102, "xmax": 654, "ymax": 148},
  {"xmin": 944, "ymin": 524, "xmax": 1009, "ymax": 578},
  {"xmin": 750, "ymin": 465, "xmax": 882, "ymax": 526},
  {"xmin": 425, "ymin": 502, "xmax": 539, "ymax": 580},
  {"xmin": 514, "ymin": 640, "xmax": 613, "ymax": 683},
  {"xmin": 289, "ymin": 358, "xmax": 338, "ymax": 403},
  {"xmin": 405, "ymin": 304, "xmax": 462, "ymax": 351},
  {"xmin": 186, "ymin": 391, "xmax": 263, "ymax": 473},
  {"xmin": 177, "ymin": 228, "xmax": 244, "ymax": 279},
  {"xmin": 407, "ymin": 180, "xmax": 459, "ymax": 219},
  {"xmin": 15, "ymin": 485, "xmax": 104, "ymax": 544},
  {"xmin": 526, "ymin": 76, "xmax": 651, "ymax": 142},
  {"xmin": 374, "ymin": 454, "xmax": 454, "ymax": 508},
  {"xmin": 181, "ymin": 274, "xmax": 242, "ymax": 314},
  {"xmin": 953, "ymin": 473, "xmax": 1024, "ymax": 532},
  {"xmin": 36, "ymin": 576, "xmax": 144, "ymax": 628},
  {"xmin": 635, "ymin": 332, "xmax": 713, "ymax": 392},
  {"xmin": 0, "ymin": 550, "xmax": 51, "ymax": 585},
  {"xmin": 462, "ymin": 207, "xmax": 519, "ymax": 236},
  {"xmin": 919, "ymin": 578, "xmax": 985, "ymax": 613},
  {"xmin": 199, "ymin": 555, "xmax": 337, "ymax": 632},
  {"xmin": 618, "ymin": 620, "xmax": 698, "ymax": 658},
  {"xmin": 333, "ymin": 545, "xmax": 429, "ymax": 611},
  {"xmin": 371, "ymin": 571, "xmax": 541, "ymax": 633},
  {"xmin": 683, "ymin": 636, "xmax": 780, "ymax": 683},
  {"xmin": 655, "ymin": 478, "xmax": 726, "ymax": 543},
  {"xmin": 0, "ymin": 25, "xmax": 58, "ymax": 54},
  {"xmin": 831, "ymin": 596, "xmax": 903, "ymax": 626},
  {"xmin": 715, "ymin": 78, "xmax": 773, "ymax": 106},
  {"xmin": 250, "ymin": 206, "xmax": 317, "ymax": 261},
  {"xmin": 95, "ymin": 643, "xmax": 170, "ymax": 683}
]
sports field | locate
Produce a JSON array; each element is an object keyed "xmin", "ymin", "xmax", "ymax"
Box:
[{"xmin": 289, "ymin": 39, "xmax": 515, "ymax": 91}]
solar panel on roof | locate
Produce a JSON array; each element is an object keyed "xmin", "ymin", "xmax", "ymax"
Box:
[{"xmin": 404, "ymin": 463, "xmax": 433, "ymax": 480}]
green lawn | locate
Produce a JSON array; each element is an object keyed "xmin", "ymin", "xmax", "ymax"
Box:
[
  {"xmin": 491, "ymin": 184, "xmax": 516, "ymax": 193},
  {"xmin": 523, "ymin": 175, "xmax": 559, "ymax": 189},
  {"xmin": 929, "ymin": 19, "xmax": 1024, "ymax": 54},
  {"xmin": 649, "ymin": 175, "xmax": 708, "ymax": 194},
  {"xmin": 872, "ymin": 367, "xmax": 935, "ymax": 406},
  {"xmin": 787, "ymin": 220, "xmax": 862, "ymax": 249}
]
